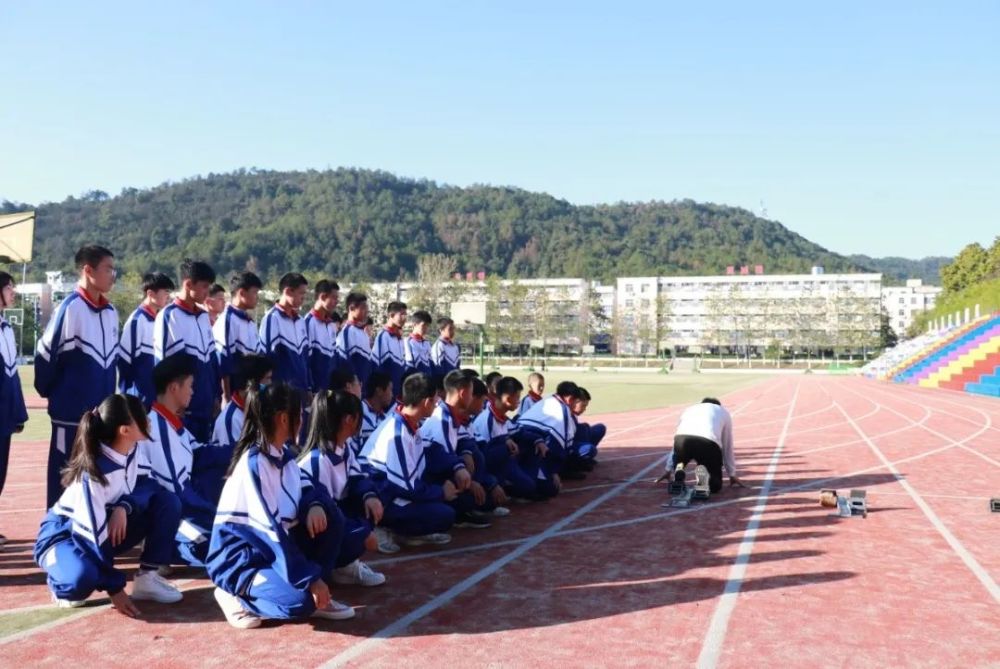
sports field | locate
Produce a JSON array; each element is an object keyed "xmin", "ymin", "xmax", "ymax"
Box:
[{"xmin": 2, "ymin": 373, "xmax": 997, "ymax": 667}]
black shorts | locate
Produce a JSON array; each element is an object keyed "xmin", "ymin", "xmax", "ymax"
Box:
[{"xmin": 672, "ymin": 434, "xmax": 724, "ymax": 493}]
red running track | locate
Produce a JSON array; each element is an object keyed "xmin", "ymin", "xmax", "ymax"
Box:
[{"xmin": 0, "ymin": 376, "xmax": 997, "ymax": 668}]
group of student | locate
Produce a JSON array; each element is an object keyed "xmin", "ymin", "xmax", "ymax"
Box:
[{"xmin": 3, "ymin": 246, "xmax": 608, "ymax": 627}]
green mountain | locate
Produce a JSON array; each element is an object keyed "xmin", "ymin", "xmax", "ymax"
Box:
[
  {"xmin": 848, "ymin": 254, "xmax": 950, "ymax": 286},
  {"xmin": 5, "ymin": 168, "xmax": 864, "ymax": 283}
]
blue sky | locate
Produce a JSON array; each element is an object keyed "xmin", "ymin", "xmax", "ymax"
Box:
[{"xmin": 2, "ymin": 1, "xmax": 997, "ymax": 258}]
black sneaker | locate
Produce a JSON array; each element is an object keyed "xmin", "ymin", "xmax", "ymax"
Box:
[{"xmin": 454, "ymin": 512, "xmax": 492, "ymax": 529}]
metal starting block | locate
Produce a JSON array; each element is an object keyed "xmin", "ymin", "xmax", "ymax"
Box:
[
  {"xmin": 664, "ymin": 486, "xmax": 695, "ymax": 508},
  {"xmin": 990, "ymin": 498, "xmax": 1000, "ymax": 513},
  {"xmin": 849, "ymin": 489, "xmax": 868, "ymax": 518}
]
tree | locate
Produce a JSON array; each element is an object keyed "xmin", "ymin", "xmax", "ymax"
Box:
[
  {"xmin": 940, "ymin": 243, "xmax": 989, "ymax": 293},
  {"xmin": 408, "ymin": 254, "xmax": 456, "ymax": 316},
  {"xmin": 880, "ymin": 307, "xmax": 899, "ymax": 349}
]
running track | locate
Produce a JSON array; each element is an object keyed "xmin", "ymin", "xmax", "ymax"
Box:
[{"xmin": 0, "ymin": 376, "xmax": 997, "ymax": 668}]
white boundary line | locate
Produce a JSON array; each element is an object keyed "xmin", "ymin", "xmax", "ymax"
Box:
[{"xmin": 694, "ymin": 382, "xmax": 801, "ymax": 669}]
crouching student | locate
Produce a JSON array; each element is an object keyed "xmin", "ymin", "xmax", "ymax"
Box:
[
  {"xmin": 298, "ymin": 390, "xmax": 387, "ymax": 586},
  {"xmin": 474, "ymin": 376, "xmax": 537, "ymax": 502},
  {"xmin": 213, "ymin": 354, "xmax": 273, "ymax": 449},
  {"xmin": 456, "ymin": 377, "xmax": 510, "ymax": 516},
  {"xmin": 419, "ymin": 370, "xmax": 493, "ymax": 529},
  {"xmin": 138, "ymin": 357, "xmax": 233, "ymax": 568},
  {"xmin": 34, "ymin": 394, "xmax": 183, "ymax": 615},
  {"xmin": 518, "ymin": 372, "xmax": 545, "ymax": 416},
  {"xmin": 567, "ymin": 387, "xmax": 606, "ymax": 473},
  {"xmin": 206, "ymin": 383, "xmax": 354, "ymax": 629},
  {"xmin": 360, "ymin": 373, "xmax": 459, "ymax": 547},
  {"xmin": 515, "ymin": 381, "xmax": 586, "ymax": 496}
]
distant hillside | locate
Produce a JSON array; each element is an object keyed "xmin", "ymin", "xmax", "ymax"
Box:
[
  {"xmin": 4, "ymin": 168, "xmax": 863, "ymax": 283},
  {"xmin": 848, "ymin": 254, "xmax": 950, "ymax": 286}
]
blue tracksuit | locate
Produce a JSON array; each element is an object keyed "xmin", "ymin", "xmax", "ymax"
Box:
[{"xmin": 117, "ymin": 305, "xmax": 157, "ymax": 407}]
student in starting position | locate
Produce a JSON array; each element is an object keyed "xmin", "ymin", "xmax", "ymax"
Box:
[
  {"xmin": 213, "ymin": 354, "xmax": 273, "ymax": 449},
  {"xmin": 666, "ymin": 398, "xmax": 744, "ymax": 493},
  {"xmin": 36, "ymin": 245, "xmax": 120, "ymax": 508},
  {"xmin": 298, "ymin": 390, "xmax": 387, "ymax": 585},
  {"xmin": 118, "ymin": 272, "xmax": 175, "ymax": 408},
  {"xmin": 0, "ymin": 273, "xmax": 28, "ymax": 546},
  {"xmin": 430, "ymin": 317, "xmax": 460, "ymax": 383},
  {"xmin": 34, "ymin": 394, "xmax": 183, "ymax": 615},
  {"xmin": 360, "ymin": 373, "xmax": 459, "ymax": 547},
  {"xmin": 336, "ymin": 292, "xmax": 373, "ymax": 394},
  {"xmin": 474, "ymin": 376, "xmax": 537, "ymax": 502},
  {"xmin": 138, "ymin": 357, "xmax": 234, "ymax": 568},
  {"xmin": 214, "ymin": 271, "xmax": 264, "ymax": 400},
  {"xmin": 403, "ymin": 310, "xmax": 434, "ymax": 379},
  {"xmin": 153, "ymin": 259, "xmax": 221, "ymax": 443},
  {"xmin": 372, "ymin": 301, "xmax": 408, "ymax": 400},
  {"xmin": 304, "ymin": 279, "xmax": 340, "ymax": 395},
  {"xmin": 206, "ymin": 382, "xmax": 355, "ymax": 629}
]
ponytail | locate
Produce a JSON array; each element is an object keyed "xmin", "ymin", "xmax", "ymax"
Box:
[
  {"xmin": 62, "ymin": 394, "xmax": 149, "ymax": 487},
  {"xmin": 227, "ymin": 382, "xmax": 303, "ymax": 477},
  {"xmin": 300, "ymin": 390, "xmax": 362, "ymax": 459}
]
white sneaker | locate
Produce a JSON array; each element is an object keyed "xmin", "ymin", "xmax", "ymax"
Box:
[
  {"xmin": 492, "ymin": 506, "xmax": 511, "ymax": 517},
  {"xmin": 331, "ymin": 560, "xmax": 386, "ymax": 587},
  {"xmin": 312, "ymin": 599, "xmax": 355, "ymax": 621},
  {"xmin": 52, "ymin": 593, "xmax": 86, "ymax": 608},
  {"xmin": 374, "ymin": 527, "xmax": 400, "ymax": 554},
  {"xmin": 132, "ymin": 569, "xmax": 183, "ymax": 603},
  {"xmin": 214, "ymin": 587, "xmax": 261, "ymax": 629},
  {"xmin": 399, "ymin": 532, "xmax": 452, "ymax": 547}
]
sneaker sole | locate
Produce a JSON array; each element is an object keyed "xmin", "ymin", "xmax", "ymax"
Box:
[
  {"xmin": 313, "ymin": 608, "xmax": 356, "ymax": 621},
  {"xmin": 132, "ymin": 591, "xmax": 183, "ymax": 604},
  {"xmin": 214, "ymin": 589, "xmax": 261, "ymax": 629}
]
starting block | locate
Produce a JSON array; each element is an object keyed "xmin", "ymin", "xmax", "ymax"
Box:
[
  {"xmin": 990, "ymin": 498, "xmax": 1000, "ymax": 513},
  {"xmin": 664, "ymin": 486, "xmax": 695, "ymax": 508},
  {"xmin": 849, "ymin": 489, "xmax": 868, "ymax": 518}
]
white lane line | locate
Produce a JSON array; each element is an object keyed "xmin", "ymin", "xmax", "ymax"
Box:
[
  {"xmin": 834, "ymin": 401, "xmax": 1000, "ymax": 604},
  {"xmin": 695, "ymin": 382, "xmax": 801, "ymax": 669}
]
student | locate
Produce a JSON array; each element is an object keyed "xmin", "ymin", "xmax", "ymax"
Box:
[
  {"xmin": 213, "ymin": 354, "xmax": 273, "ymax": 449},
  {"xmin": 153, "ymin": 259, "xmax": 221, "ymax": 443},
  {"xmin": 34, "ymin": 394, "xmax": 183, "ymax": 614},
  {"xmin": 360, "ymin": 373, "xmax": 458, "ymax": 547},
  {"xmin": 666, "ymin": 398, "xmax": 745, "ymax": 493},
  {"xmin": 207, "ymin": 383, "xmax": 354, "ymax": 629},
  {"xmin": 138, "ymin": 357, "xmax": 235, "ymax": 568},
  {"xmin": 201, "ymin": 284, "xmax": 227, "ymax": 327},
  {"xmin": 298, "ymin": 390, "xmax": 386, "ymax": 586},
  {"xmin": 568, "ymin": 387, "xmax": 607, "ymax": 472},
  {"xmin": 518, "ymin": 372, "xmax": 545, "ymax": 415},
  {"xmin": 483, "ymin": 372, "xmax": 502, "ymax": 406},
  {"xmin": 329, "ymin": 368, "xmax": 362, "ymax": 399},
  {"xmin": 363, "ymin": 317, "xmax": 375, "ymax": 342},
  {"xmin": 373, "ymin": 301, "xmax": 408, "ymax": 400},
  {"xmin": 0, "ymin": 273, "xmax": 28, "ymax": 545},
  {"xmin": 360, "ymin": 372, "xmax": 393, "ymax": 446},
  {"xmin": 458, "ymin": 377, "xmax": 510, "ymax": 516},
  {"xmin": 118, "ymin": 272, "xmax": 175, "ymax": 408},
  {"xmin": 214, "ymin": 271, "xmax": 264, "ymax": 399},
  {"xmin": 305, "ymin": 280, "xmax": 340, "ymax": 395},
  {"xmin": 514, "ymin": 380, "xmax": 585, "ymax": 496},
  {"xmin": 36, "ymin": 245, "xmax": 120, "ymax": 508},
  {"xmin": 403, "ymin": 310, "xmax": 433, "ymax": 378},
  {"xmin": 260, "ymin": 272, "xmax": 311, "ymax": 396},
  {"xmin": 474, "ymin": 376, "xmax": 537, "ymax": 502},
  {"xmin": 430, "ymin": 318, "xmax": 460, "ymax": 382},
  {"xmin": 335, "ymin": 292, "xmax": 373, "ymax": 393},
  {"xmin": 418, "ymin": 370, "xmax": 491, "ymax": 528}
]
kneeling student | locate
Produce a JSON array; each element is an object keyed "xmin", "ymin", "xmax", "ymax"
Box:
[
  {"xmin": 213, "ymin": 354, "xmax": 273, "ymax": 449},
  {"xmin": 298, "ymin": 390, "xmax": 387, "ymax": 586},
  {"xmin": 360, "ymin": 373, "xmax": 461, "ymax": 547},
  {"xmin": 35, "ymin": 394, "xmax": 183, "ymax": 615},
  {"xmin": 206, "ymin": 383, "xmax": 354, "ymax": 629}
]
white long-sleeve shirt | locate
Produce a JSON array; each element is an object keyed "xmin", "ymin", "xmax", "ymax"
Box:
[{"xmin": 672, "ymin": 403, "xmax": 737, "ymax": 477}]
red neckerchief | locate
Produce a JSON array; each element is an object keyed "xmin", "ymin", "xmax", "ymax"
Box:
[
  {"xmin": 489, "ymin": 399, "xmax": 509, "ymax": 424},
  {"xmin": 347, "ymin": 319, "xmax": 365, "ymax": 329},
  {"xmin": 276, "ymin": 302, "xmax": 299, "ymax": 319},
  {"xmin": 409, "ymin": 332, "xmax": 425, "ymax": 343},
  {"xmin": 384, "ymin": 325, "xmax": 402, "ymax": 339},
  {"xmin": 172, "ymin": 297, "xmax": 200, "ymax": 314},
  {"xmin": 76, "ymin": 286, "xmax": 110, "ymax": 308},
  {"xmin": 528, "ymin": 390, "xmax": 543, "ymax": 402},
  {"xmin": 310, "ymin": 308, "xmax": 331, "ymax": 323},
  {"xmin": 141, "ymin": 304, "xmax": 158, "ymax": 319},
  {"xmin": 151, "ymin": 402, "xmax": 184, "ymax": 432},
  {"xmin": 231, "ymin": 394, "xmax": 246, "ymax": 411},
  {"xmin": 440, "ymin": 336, "xmax": 453, "ymax": 345},
  {"xmin": 396, "ymin": 405, "xmax": 421, "ymax": 433},
  {"xmin": 446, "ymin": 402, "xmax": 470, "ymax": 427}
]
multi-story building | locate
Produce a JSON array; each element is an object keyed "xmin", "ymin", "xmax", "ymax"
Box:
[{"xmin": 881, "ymin": 279, "xmax": 942, "ymax": 337}]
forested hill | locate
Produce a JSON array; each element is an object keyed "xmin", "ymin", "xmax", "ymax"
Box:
[
  {"xmin": 847, "ymin": 254, "xmax": 950, "ymax": 286},
  {"xmin": 5, "ymin": 168, "xmax": 863, "ymax": 282}
]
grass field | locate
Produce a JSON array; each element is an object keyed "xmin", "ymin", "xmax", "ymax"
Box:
[{"xmin": 13, "ymin": 365, "xmax": 771, "ymax": 444}]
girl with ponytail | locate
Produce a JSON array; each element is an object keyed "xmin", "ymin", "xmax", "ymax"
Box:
[
  {"xmin": 33, "ymin": 394, "xmax": 184, "ymax": 615},
  {"xmin": 298, "ymin": 390, "xmax": 386, "ymax": 587},
  {"xmin": 0, "ymin": 272, "xmax": 28, "ymax": 548},
  {"xmin": 206, "ymin": 382, "xmax": 355, "ymax": 629}
]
